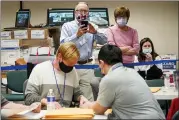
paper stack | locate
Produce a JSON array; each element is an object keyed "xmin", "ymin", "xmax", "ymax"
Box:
[{"xmin": 44, "ymin": 108, "xmax": 94, "ymax": 119}]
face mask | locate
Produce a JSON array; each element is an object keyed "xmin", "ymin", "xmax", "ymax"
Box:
[
  {"xmin": 76, "ymin": 13, "xmax": 88, "ymax": 22},
  {"xmin": 117, "ymin": 18, "xmax": 127, "ymax": 27},
  {"xmin": 142, "ymin": 48, "xmax": 152, "ymax": 54},
  {"xmin": 59, "ymin": 61, "xmax": 73, "ymax": 73}
]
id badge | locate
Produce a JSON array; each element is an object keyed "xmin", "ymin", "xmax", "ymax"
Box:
[{"xmin": 79, "ymin": 37, "xmax": 87, "ymax": 46}]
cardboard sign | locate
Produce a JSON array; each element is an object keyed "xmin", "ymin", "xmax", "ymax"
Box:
[
  {"xmin": 14, "ymin": 30, "xmax": 28, "ymax": 39},
  {"xmin": 1, "ymin": 39, "xmax": 19, "ymax": 48},
  {"xmin": 31, "ymin": 30, "xmax": 45, "ymax": 39},
  {"xmin": 1, "ymin": 31, "xmax": 12, "ymax": 39}
]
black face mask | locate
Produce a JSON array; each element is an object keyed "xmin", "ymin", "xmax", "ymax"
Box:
[{"xmin": 59, "ymin": 61, "xmax": 73, "ymax": 73}]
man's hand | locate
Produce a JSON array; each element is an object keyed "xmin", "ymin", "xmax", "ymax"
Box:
[
  {"xmin": 30, "ymin": 102, "xmax": 41, "ymax": 113},
  {"xmin": 41, "ymin": 98, "xmax": 47, "ymax": 106},
  {"xmin": 79, "ymin": 95, "xmax": 89, "ymax": 105},
  {"xmin": 87, "ymin": 23, "xmax": 97, "ymax": 34},
  {"xmin": 54, "ymin": 102, "xmax": 62, "ymax": 109},
  {"xmin": 77, "ymin": 25, "xmax": 88, "ymax": 37},
  {"xmin": 80, "ymin": 101, "xmax": 92, "ymax": 109}
]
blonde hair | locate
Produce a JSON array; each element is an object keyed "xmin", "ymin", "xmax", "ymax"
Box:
[{"xmin": 56, "ymin": 42, "xmax": 80, "ymax": 61}]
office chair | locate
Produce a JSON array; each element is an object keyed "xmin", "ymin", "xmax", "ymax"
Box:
[{"xmin": 2, "ymin": 70, "xmax": 27, "ymax": 101}]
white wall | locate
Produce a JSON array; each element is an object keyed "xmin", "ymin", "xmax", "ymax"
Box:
[{"xmin": 1, "ymin": 1, "xmax": 178, "ymax": 55}]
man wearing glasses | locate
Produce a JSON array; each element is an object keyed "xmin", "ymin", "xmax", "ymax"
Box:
[{"xmin": 60, "ymin": 2, "xmax": 107, "ymax": 101}]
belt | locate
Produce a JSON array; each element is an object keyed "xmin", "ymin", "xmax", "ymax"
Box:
[{"xmin": 77, "ymin": 59, "xmax": 93, "ymax": 64}]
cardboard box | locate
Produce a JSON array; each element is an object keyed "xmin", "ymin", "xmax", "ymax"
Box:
[
  {"xmin": 19, "ymin": 39, "xmax": 50, "ymax": 47},
  {"xmin": 1, "ymin": 48, "xmax": 20, "ymax": 66},
  {"xmin": 1, "ymin": 39, "xmax": 19, "ymax": 48},
  {"xmin": 1, "ymin": 31, "xmax": 13, "ymax": 40},
  {"xmin": 30, "ymin": 28, "xmax": 49, "ymax": 39},
  {"xmin": 14, "ymin": 30, "xmax": 29, "ymax": 39}
]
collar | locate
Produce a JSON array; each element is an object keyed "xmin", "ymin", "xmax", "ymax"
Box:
[
  {"xmin": 74, "ymin": 19, "xmax": 79, "ymax": 25},
  {"xmin": 108, "ymin": 62, "xmax": 123, "ymax": 73}
]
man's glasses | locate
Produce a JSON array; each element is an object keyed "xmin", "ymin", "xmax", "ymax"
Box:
[{"xmin": 76, "ymin": 10, "xmax": 89, "ymax": 13}]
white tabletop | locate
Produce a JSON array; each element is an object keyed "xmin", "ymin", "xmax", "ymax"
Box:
[
  {"xmin": 1, "ymin": 110, "xmax": 107, "ymax": 119},
  {"xmin": 152, "ymin": 87, "xmax": 178, "ymax": 100}
]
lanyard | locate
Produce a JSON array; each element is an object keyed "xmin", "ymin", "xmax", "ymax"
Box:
[{"xmin": 51, "ymin": 61, "xmax": 66, "ymax": 107}]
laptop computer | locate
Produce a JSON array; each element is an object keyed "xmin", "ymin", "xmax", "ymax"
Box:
[{"xmin": 4, "ymin": 9, "xmax": 31, "ymax": 30}]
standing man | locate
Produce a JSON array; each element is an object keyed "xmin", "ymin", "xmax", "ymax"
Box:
[{"xmin": 60, "ymin": 2, "xmax": 107, "ymax": 101}]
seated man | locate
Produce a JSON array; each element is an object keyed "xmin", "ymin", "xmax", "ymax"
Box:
[
  {"xmin": 80, "ymin": 44, "xmax": 165, "ymax": 119},
  {"xmin": 1, "ymin": 95, "xmax": 41, "ymax": 118},
  {"xmin": 24, "ymin": 42, "xmax": 88, "ymax": 109}
]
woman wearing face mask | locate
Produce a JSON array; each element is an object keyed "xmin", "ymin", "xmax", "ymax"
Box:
[
  {"xmin": 107, "ymin": 6, "xmax": 139, "ymax": 65},
  {"xmin": 24, "ymin": 42, "xmax": 88, "ymax": 109},
  {"xmin": 134, "ymin": 37, "xmax": 163, "ymax": 80}
]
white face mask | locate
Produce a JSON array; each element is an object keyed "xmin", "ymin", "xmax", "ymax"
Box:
[
  {"xmin": 117, "ymin": 18, "xmax": 127, "ymax": 27},
  {"xmin": 142, "ymin": 48, "xmax": 152, "ymax": 54}
]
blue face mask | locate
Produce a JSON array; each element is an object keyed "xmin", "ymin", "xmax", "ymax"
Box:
[
  {"xmin": 117, "ymin": 18, "xmax": 127, "ymax": 27},
  {"xmin": 142, "ymin": 48, "xmax": 152, "ymax": 54}
]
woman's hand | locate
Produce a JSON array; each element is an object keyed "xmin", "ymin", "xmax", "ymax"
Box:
[{"xmin": 145, "ymin": 53, "xmax": 153, "ymax": 61}]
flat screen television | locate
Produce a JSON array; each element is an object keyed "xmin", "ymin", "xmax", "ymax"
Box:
[
  {"xmin": 89, "ymin": 8, "xmax": 109, "ymax": 27},
  {"xmin": 47, "ymin": 8, "xmax": 74, "ymax": 26},
  {"xmin": 15, "ymin": 9, "xmax": 31, "ymax": 28}
]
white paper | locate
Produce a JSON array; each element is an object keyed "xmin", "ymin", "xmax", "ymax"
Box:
[
  {"xmin": 20, "ymin": 110, "xmax": 47, "ymax": 119},
  {"xmin": 31, "ymin": 30, "xmax": 45, "ymax": 39},
  {"xmin": 14, "ymin": 30, "xmax": 28, "ymax": 39},
  {"xmin": 1, "ymin": 31, "xmax": 12, "ymax": 39},
  {"xmin": 1, "ymin": 39, "xmax": 19, "ymax": 48},
  {"xmin": 1, "ymin": 49, "xmax": 20, "ymax": 65}
]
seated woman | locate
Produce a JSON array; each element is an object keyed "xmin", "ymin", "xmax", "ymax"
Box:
[{"xmin": 134, "ymin": 37, "xmax": 163, "ymax": 80}]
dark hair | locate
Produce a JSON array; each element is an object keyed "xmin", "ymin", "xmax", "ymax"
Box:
[
  {"xmin": 98, "ymin": 44, "xmax": 123, "ymax": 65},
  {"xmin": 114, "ymin": 6, "xmax": 130, "ymax": 21},
  {"xmin": 138, "ymin": 37, "xmax": 159, "ymax": 62}
]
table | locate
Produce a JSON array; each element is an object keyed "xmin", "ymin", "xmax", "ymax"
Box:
[
  {"xmin": 152, "ymin": 87, "xmax": 178, "ymax": 100},
  {"xmin": 152, "ymin": 87, "xmax": 178, "ymax": 117},
  {"xmin": 2, "ymin": 110, "xmax": 107, "ymax": 119}
]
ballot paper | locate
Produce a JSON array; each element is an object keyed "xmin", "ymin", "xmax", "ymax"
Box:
[{"xmin": 1, "ymin": 102, "xmax": 41, "ymax": 119}]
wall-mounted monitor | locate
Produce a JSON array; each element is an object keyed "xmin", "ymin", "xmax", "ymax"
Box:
[
  {"xmin": 89, "ymin": 8, "xmax": 109, "ymax": 27},
  {"xmin": 47, "ymin": 8, "xmax": 74, "ymax": 26}
]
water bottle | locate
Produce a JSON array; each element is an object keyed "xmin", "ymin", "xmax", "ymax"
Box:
[
  {"xmin": 164, "ymin": 74, "xmax": 170, "ymax": 89},
  {"xmin": 47, "ymin": 89, "xmax": 55, "ymax": 110}
]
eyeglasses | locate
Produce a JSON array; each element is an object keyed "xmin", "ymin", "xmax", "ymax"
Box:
[{"xmin": 76, "ymin": 9, "xmax": 89, "ymax": 13}]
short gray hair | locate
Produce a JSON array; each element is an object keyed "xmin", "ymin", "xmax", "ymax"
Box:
[{"xmin": 75, "ymin": 2, "xmax": 89, "ymax": 11}]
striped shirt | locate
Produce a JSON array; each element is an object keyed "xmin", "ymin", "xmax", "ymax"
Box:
[{"xmin": 25, "ymin": 61, "xmax": 82, "ymax": 108}]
